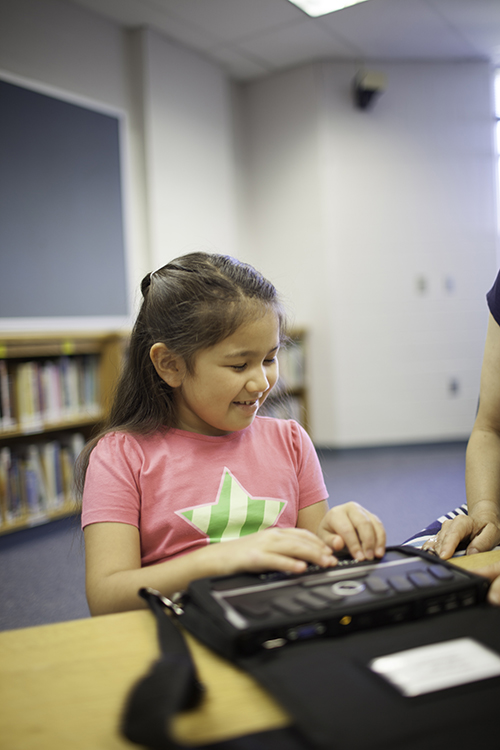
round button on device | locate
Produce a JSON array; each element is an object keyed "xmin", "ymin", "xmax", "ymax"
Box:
[{"xmin": 331, "ymin": 580, "xmax": 366, "ymax": 597}]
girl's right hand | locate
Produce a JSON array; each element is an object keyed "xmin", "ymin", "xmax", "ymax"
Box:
[{"xmin": 215, "ymin": 526, "xmax": 337, "ymax": 577}]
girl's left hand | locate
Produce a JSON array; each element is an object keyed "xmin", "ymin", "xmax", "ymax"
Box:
[{"xmin": 318, "ymin": 502, "xmax": 386, "ymax": 561}]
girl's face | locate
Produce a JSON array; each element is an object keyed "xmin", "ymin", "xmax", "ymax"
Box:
[{"xmin": 174, "ymin": 307, "xmax": 280, "ymax": 436}]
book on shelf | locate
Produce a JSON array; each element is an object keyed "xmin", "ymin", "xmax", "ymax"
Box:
[
  {"xmin": 0, "ymin": 354, "xmax": 101, "ymax": 433},
  {"xmin": 0, "ymin": 360, "xmax": 14, "ymax": 430},
  {"xmin": 24, "ymin": 444, "xmax": 49, "ymax": 517},
  {"xmin": 41, "ymin": 360, "xmax": 62, "ymax": 424},
  {"xmin": 0, "ymin": 446, "xmax": 22, "ymax": 524},
  {"xmin": 0, "ymin": 432, "xmax": 85, "ymax": 530},
  {"xmin": 16, "ymin": 361, "xmax": 43, "ymax": 431},
  {"xmin": 41, "ymin": 441, "xmax": 64, "ymax": 509}
]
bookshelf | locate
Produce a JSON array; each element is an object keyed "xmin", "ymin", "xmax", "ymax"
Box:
[
  {"xmin": 0, "ymin": 331, "xmax": 127, "ymax": 535},
  {"xmin": 260, "ymin": 330, "xmax": 309, "ymax": 432}
]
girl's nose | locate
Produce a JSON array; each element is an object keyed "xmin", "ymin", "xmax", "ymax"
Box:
[{"xmin": 246, "ymin": 367, "xmax": 269, "ymax": 393}]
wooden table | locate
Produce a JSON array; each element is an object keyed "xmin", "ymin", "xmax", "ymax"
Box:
[{"xmin": 1, "ymin": 549, "xmax": 500, "ymax": 750}]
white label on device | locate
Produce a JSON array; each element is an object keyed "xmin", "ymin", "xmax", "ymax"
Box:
[{"xmin": 369, "ymin": 637, "xmax": 500, "ymax": 697}]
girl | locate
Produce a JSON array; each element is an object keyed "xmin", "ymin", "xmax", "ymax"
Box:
[{"xmin": 79, "ymin": 253, "xmax": 386, "ymax": 615}]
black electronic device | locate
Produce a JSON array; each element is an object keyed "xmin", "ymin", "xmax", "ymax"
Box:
[{"xmin": 178, "ymin": 546, "xmax": 490, "ymax": 656}]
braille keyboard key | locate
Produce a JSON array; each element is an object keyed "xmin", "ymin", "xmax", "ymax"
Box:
[
  {"xmin": 389, "ymin": 575, "xmax": 415, "ymax": 593},
  {"xmin": 366, "ymin": 576, "xmax": 391, "ymax": 594},
  {"xmin": 236, "ymin": 601, "xmax": 274, "ymax": 618},
  {"xmin": 428, "ymin": 564, "xmax": 455, "ymax": 581},
  {"xmin": 408, "ymin": 572, "xmax": 437, "ymax": 589},
  {"xmin": 294, "ymin": 592, "xmax": 331, "ymax": 610},
  {"xmin": 273, "ymin": 596, "xmax": 308, "ymax": 615}
]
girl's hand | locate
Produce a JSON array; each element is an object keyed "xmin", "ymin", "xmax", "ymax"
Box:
[
  {"xmin": 215, "ymin": 526, "xmax": 337, "ymax": 576},
  {"xmin": 317, "ymin": 502, "xmax": 386, "ymax": 561}
]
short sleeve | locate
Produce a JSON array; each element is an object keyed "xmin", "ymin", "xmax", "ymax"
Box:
[
  {"xmin": 81, "ymin": 432, "xmax": 143, "ymax": 529},
  {"xmin": 290, "ymin": 420, "xmax": 329, "ymax": 509},
  {"xmin": 486, "ymin": 270, "xmax": 500, "ymax": 326}
]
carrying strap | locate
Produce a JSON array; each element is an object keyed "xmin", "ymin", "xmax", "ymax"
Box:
[
  {"xmin": 121, "ymin": 588, "xmax": 203, "ymax": 750},
  {"xmin": 122, "ymin": 589, "xmax": 314, "ymax": 750}
]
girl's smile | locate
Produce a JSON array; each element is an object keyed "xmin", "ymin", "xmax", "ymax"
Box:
[{"xmin": 173, "ymin": 308, "xmax": 280, "ymax": 436}]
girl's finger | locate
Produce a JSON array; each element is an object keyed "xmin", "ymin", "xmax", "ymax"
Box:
[
  {"xmin": 348, "ymin": 507, "xmax": 386, "ymax": 559},
  {"xmin": 370, "ymin": 516, "xmax": 386, "ymax": 557},
  {"xmin": 340, "ymin": 506, "xmax": 379, "ymax": 559},
  {"xmin": 258, "ymin": 527, "xmax": 336, "ymax": 567}
]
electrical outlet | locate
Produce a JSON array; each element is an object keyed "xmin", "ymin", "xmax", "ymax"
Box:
[{"xmin": 416, "ymin": 276, "xmax": 428, "ymax": 294}]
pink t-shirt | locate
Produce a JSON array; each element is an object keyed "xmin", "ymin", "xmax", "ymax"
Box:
[{"xmin": 81, "ymin": 416, "xmax": 328, "ymax": 567}]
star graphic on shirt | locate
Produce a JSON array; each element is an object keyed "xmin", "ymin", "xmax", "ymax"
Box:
[{"xmin": 177, "ymin": 468, "xmax": 286, "ymax": 543}]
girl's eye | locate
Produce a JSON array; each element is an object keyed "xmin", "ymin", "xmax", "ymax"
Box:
[
  {"xmin": 231, "ymin": 364, "xmax": 247, "ymax": 371},
  {"xmin": 264, "ymin": 357, "xmax": 277, "ymax": 365}
]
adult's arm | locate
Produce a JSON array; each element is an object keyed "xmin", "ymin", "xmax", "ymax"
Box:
[{"xmin": 433, "ymin": 314, "xmax": 500, "ymax": 559}]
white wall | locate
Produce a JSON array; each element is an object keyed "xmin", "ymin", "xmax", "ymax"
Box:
[
  {"xmin": 238, "ymin": 61, "xmax": 498, "ymax": 446},
  {"xmin": 235, "ymin": 64, "xmax": 338, "ymax": 442},
  {"xmin": 140, "ymin": 29, "xmax": 238, "ymax": 272},
  {"xmin": 323, "ymin": 62, "xmax": 498, "ymax": 447},
  {"xmin": 0, "ymin": 0, "xmax": 127, "ymax": 107}
]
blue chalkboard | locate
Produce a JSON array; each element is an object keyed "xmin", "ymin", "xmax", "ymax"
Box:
[{"xmin": 0, "ymin": 79, "xmax": 128, "ymax": 318}]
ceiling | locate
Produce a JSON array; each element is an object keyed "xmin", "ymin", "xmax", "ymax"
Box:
[{"xmin": 65, "ymin": 0, "xmax": 500, "ymax": 81}]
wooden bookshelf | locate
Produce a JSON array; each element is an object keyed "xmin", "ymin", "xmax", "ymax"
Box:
[
  {"xmin": 0, "ymin": 331, "xmax": 128, "ymax": 536},
  {"xmin": 260, "ymin": 329, "xmax": 309, "ymax": 433}
]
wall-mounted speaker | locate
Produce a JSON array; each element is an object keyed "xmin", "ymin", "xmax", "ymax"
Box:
[{"xmin": 353, "ymin": 70, "xmax": 387, "ymax": 110}]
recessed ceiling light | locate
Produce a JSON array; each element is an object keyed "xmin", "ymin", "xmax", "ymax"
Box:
[{"xmin": 287, "ymin": 0, "xmax": 371, "ymax": 17}]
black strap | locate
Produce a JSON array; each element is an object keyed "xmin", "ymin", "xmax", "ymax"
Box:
[
  {"xmin": 121, "ymin": 588, "xmax": 315, "ymax": 750},
  {"xmin": 121, "ymin": 588, "xmax": 204, "ymax": 750}
]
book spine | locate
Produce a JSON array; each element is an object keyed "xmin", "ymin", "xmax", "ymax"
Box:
[
  {"xmin": 0, "ymin": 447, "xmax": 10, "ymax": 528},
  {"xmin": 23, "ymin": 451, "xmax": 40, "ymax": 516},
  {"xmin": 41, "ymin": 441, "xmax": 57, "ymax": 509},
  {"xmin": 6, "ymin": 451, "xmax": 24, "ymax": 522},
  {"xmin": 58, "ymin": 357, "xmax": 71, "ymax": 420},
  {"xmin": 26, "ymin": 444, "xmax": 49, "ymax": 517},
  {"xmin": 52, "ymin": 441, "xmax": 64, "ymax": 508}
]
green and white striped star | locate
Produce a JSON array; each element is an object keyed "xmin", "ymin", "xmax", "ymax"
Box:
[{"xmin": 178, "ymin": 468, "xmax": 286, "ymax": 543}]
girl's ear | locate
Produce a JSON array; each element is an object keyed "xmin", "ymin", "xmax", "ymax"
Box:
[{"xmin": 150, "ymin": 343, "xmax": 186, "ymax": 388}]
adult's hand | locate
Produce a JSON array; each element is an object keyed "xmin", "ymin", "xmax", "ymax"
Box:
[{"xmin": 423, "ymin": 513, "xmax": 500, "ymax": 560}]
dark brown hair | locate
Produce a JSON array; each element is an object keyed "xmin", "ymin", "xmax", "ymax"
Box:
[{"xmin": 75, "ymin": 252, "xmax": 286, "ymax": 494}]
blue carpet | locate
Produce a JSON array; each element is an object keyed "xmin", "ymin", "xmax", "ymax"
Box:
[
  {"xmin": 0, "ymin": 516, "xmax": 88, "ymax": 631},
  {"xmin": 318, "ymin": 441, "xmax": 467, "ymax": 546}
]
